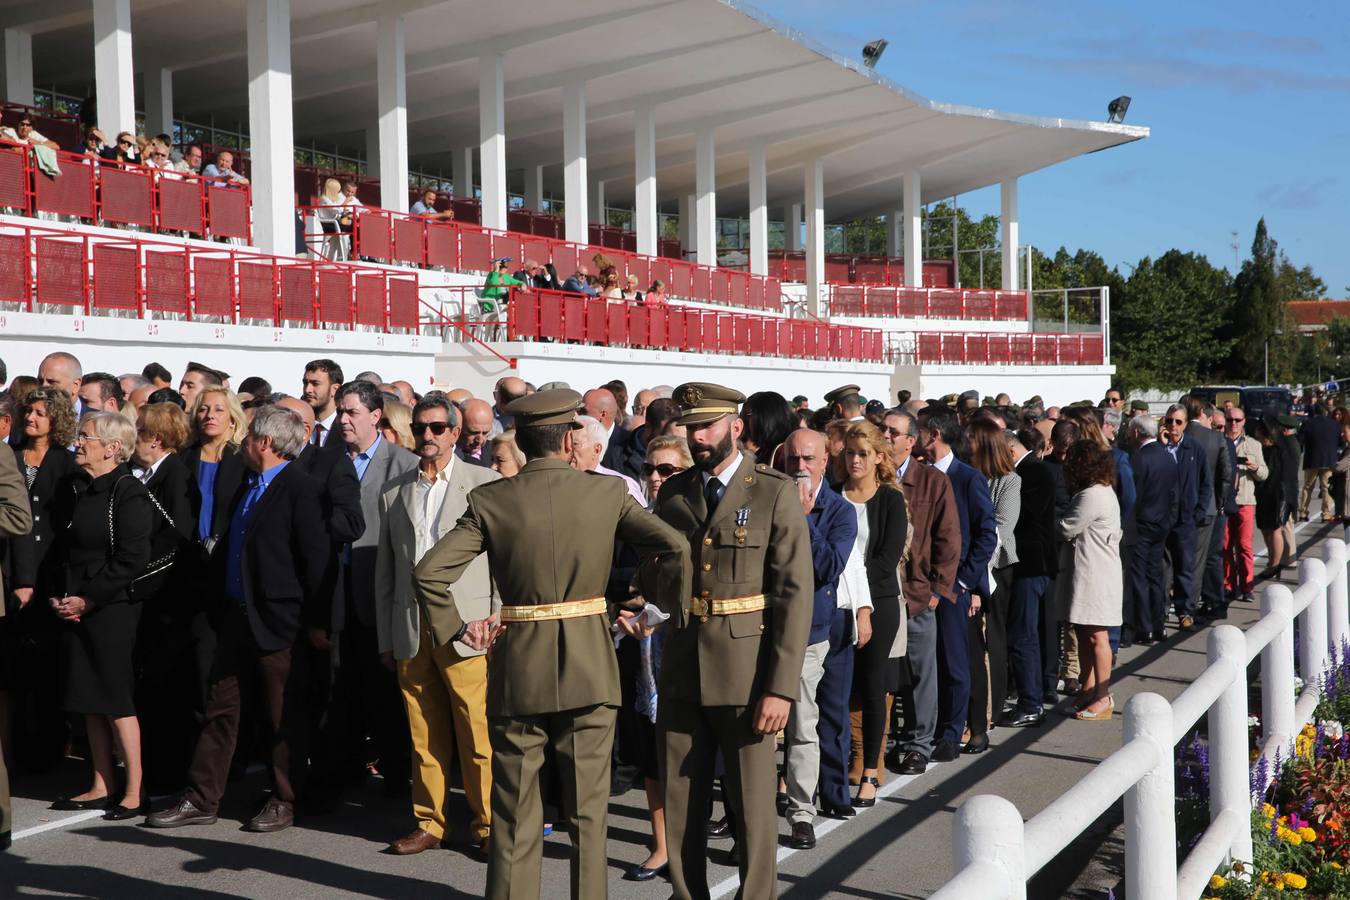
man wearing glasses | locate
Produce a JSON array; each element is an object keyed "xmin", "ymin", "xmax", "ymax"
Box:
[
  {"xmin": 0, "ymin": 116, "xmax": 59, "ymax": 150},
  {"xmin": 1161, "ymin": 404, "xmax": 1208, "ymax": 631},
  {"xmin": 374, "ymin": 392, "xmax": 499, "ymax": 858},
  {"xmin": 1103, "ymin": 388, "xmax": 1124, "ymax": 409},
  {"xmin": 1224, "ymin": 408, "xmax": 1267, "ymax": 604}
]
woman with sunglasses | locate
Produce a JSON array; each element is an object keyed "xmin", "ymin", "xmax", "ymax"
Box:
[{"xmin": 641, "ymin": 435, "xmax": 692, "ymax": 508}]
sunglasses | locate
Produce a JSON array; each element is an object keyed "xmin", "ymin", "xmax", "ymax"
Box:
[
  {"xmin": 1229, "ymin": 417, "xmax": 1245, "ymax": 424},
  {"xmin": 413, "ymin": 421, "xmax": 451, "ymax": 435},
  {"xmin": 1165, "ymin": 417, "xmax": 1186, "ymax": 425},
  {"xmin": 642, "ymin": 463, "xmax": 686, "ymax": 478},
  {"xmin": 883, "ymin": 427, "xmax": 910, "ymax": 438}
]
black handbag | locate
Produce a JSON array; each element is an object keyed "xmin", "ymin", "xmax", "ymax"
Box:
[{"xmin": 109, "ymin": 474, "xmax": 178, "ymax": 599}]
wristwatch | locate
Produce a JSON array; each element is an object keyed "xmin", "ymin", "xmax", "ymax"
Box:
[{"xmin": 451, "ymin": 621, "xmax": 469, "ymax": 644}]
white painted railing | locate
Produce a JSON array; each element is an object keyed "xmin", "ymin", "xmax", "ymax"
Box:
[{"xmin": 932, "ymin": 536, "xmax": 1350, "ymax": 900}]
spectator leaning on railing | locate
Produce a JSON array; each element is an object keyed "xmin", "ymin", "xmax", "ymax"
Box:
[
  {"xmin": 0, "ymin": 114, "xmax": 59, "ymax": 150},
  {"xmin": 202, "ymin": 150, "xmax": 248, "ymax": 186}
]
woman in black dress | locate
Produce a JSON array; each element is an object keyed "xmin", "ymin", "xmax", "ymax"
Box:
[
  {"xmin": 51, "ymin": 412, "xmax": 151, "ymax": 820},
  {"xmin": 838, "ymin": 421, "xmax": 907, "ymax": 808},
  {"xmin": 7, "ymin": 388, "xmax": 81, "ymax": 772},
  {"xmin": 1254, "ymin": 418, "xmax": 1290, "ymax": 579}
]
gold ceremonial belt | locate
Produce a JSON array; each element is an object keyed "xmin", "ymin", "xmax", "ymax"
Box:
[
  {"xmin": 498, "ymin": 597, "xmax": 607, "ymax": 623},
  {"xmin": 689, "ymin": 594, "xmax": 767, "ymax": 619}
]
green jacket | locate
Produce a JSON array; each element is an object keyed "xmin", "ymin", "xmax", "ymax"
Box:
[
  {"xmin": 481, "ymin": 270, "xmax": 524, "ymax": 308},
  {"xmin": 413, "ymin": 458, "xmax": 691, "ymax": 716}
]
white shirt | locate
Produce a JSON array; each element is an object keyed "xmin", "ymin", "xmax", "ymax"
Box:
[
  {"xmin": 839, "ymin": 498, "xmax": 873, "ymax": 611},
  {"xmin": 897, "ymin": 456, "xmax": 911, "ymax": 480},
  {"xmin": 314, "ymin": 411, "xmax": 337, "ymax": 446},
  {"xmin": 413, "ymin": 457, "xmax": 455, "ymax": 564},
  {"xmin": 132, "ymin": 453, "xmax": 168, "ymax": 484},
  {"xmin": 931, "ymin": 449, "xmax": 954, "ymax": 474},
  {"xmin": 601, "ymin": 421, "xmax": 616, "ymax": 455}
]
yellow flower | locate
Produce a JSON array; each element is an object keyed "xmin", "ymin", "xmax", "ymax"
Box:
[
  {"xmin": 1210, "ymin": 874, "xmax": 1228, "ymax": 889},
  {"xmin": 1283, "ymin": 872, "xmax": 1307, "ymax": 889},
  {"xmin": 1299, "ymin": 827, "xmax": 1316, "ymax": 842}
]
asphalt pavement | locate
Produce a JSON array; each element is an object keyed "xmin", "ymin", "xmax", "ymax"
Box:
[{"xmin": 3, "ymin": 517, "xmax": 1340, "ymax": 899}]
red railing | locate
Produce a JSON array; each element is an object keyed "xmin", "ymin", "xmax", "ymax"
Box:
[
  {"xmin": 831, "ymin": 283, "xmax": 1029, "ymax": 321},
  {"xmin": 904, "ymin": 331, "xmax": 1105, "ymax": 366},
  {"xmin": 0, "ymin": 142, "xmax": 252, "ymax": 242},
  {"xmin": 347, "ymin": 206, "xmax": 782, "ymax": 313},
  {"xmin": 506, "ymin": 288, "xmax": 884, "ymax": 363},
  {"xmin": 0, "ymin": 221, "xmax": 416, "ymax": 330},
  {"xmin": 768, "ymin": 251, "xmax": 956, "ymax": 287}
]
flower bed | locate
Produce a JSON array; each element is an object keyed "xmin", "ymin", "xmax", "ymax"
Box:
[{"xmin": 1202, "ymin": 644, "xmax": 1350, "ymax": 897}]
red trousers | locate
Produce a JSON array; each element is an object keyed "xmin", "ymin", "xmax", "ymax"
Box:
[{"xmin": 1223, "ymin": 505, "xmax": 1256, "ymax": 595}]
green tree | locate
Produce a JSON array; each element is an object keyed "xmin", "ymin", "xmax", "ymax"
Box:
[
  {"xmin": 1111, "ymin": 250, "xmax": 1234, "ymax": 391},
  {"xmin": 1225, "ymin": 218, "xmax": 1295, "ymax": 382}
]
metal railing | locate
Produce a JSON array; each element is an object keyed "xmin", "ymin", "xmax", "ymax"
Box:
[
  {"xmin": 933, "ymin": 539, "xmax": 1350, "ymax": 900},
  {"xmin": 828, "ymin": 284, "xmax": 1030, "ymax": 321},
  {"xmin": 886, "ymin": 331, "xmax": 1107, "ymax": 366}
]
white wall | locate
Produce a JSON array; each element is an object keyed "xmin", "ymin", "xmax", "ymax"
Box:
[
  {"xmin": 0, "ymin": 311, "xmax": 435, "ymax": 394},
  {"xmin": 437, "ymin": 341, "xmax": 895, "ymax": 408},
  {"xmin": 894, "ymin": 364, "xmax": 1116, "ymax": 407}
]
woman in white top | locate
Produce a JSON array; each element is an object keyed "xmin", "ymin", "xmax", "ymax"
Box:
[
  {"xmin": 1060, "ymin": 440, "xmax": 1123, "ymax": 721},
  {"xmin": 315, "ymin": 177, "xmax": 344, "ymax": 260}
]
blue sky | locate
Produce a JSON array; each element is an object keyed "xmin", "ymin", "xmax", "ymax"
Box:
[{"xmin": 766, "ymin": 0, "xmax": 1350, "ymax": 295}]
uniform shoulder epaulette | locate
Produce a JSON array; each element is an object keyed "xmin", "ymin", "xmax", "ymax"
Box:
[{"xmin": 754, "ymin": 463, "xmax": 791, "ymax": 482}]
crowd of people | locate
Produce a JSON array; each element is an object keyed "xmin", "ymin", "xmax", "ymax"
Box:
[{"xmin": 0, "ymin": 350, "xmax": 1336, "ymax": 900}]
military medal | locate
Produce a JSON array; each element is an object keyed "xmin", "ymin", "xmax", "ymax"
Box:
[{"xmin": 735, "ymin": 507, "xmax": 750, "ymax": 526}]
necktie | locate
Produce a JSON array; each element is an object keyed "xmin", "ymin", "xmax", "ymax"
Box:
[
  {"xmin": 313, "ymin": 423, "xmax": 325, "ymax": 446},
  {"xmin": 703, "ymin": 477, "xmax": 725, "ymax": 520}
]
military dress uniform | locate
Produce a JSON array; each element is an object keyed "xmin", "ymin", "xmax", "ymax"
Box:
[
  {"xmin": 648, "ymin": 383, "xmax": 813, "ymax": 900},
  {"xmin": 412, "ymin": 389, "xmax": 690, "ymax": 900},
  {"xmin": 0, "ymin": 443, "xmax": 33, "ymax": 850}
]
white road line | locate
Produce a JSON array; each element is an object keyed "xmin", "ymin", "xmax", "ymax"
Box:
[
  {"xmin": 12, "ymin": 809, "xmax": 105, "ymax": 841},
  {"xmin": 708, "ymin": 763, "xmax": 942, "ymax": 899}
]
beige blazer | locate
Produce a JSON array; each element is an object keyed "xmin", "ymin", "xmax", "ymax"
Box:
[{"xmin": 375, "ymin": 459, "xmax": 499, "ymax": 660}]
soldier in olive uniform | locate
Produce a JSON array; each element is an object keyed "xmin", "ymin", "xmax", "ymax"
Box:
[
  {"xmin": 412, "ymin": 389, "xmax": 690, "ymax": 900},
  {"xmin": 647, "ymin": 382, "xmax": 814, "ymax": 900},
  {"xmin": 0, "ymin": 441, "xmax": 32, "ymax": 851}
]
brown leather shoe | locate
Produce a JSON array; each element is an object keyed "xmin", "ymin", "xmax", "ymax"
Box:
[
  {"xmin": 146, "ymin": 796, "xmax": 217, "ymax": 829},
  {"xmin": 246, "ymin": 798, "xmax": 294, "ymax": 833},
  {"xmin": 387, "ymin": 828, "xmax": 443, "ymax": 855}
]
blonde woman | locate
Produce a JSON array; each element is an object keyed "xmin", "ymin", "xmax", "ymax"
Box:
[
  {"xmin": 316, "ymin": 177, "xmax": 345, "ymax": 260},
  {"xmin": 51, "ymin": 412, "xmax": 152, "ymax": 819},
  {"xmin": 380, "ymin": 401, "xmax": 416, "ymax": 451},
  {"xmin": 488, "ymin": 431, "xmax": 526, "ymax": 478},
  {"xmin": 182, "ymin": 387, "xmax": 247, "ymax": 550}
]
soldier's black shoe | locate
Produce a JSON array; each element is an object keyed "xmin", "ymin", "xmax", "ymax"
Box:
[{"xmin": 788, "ymin": 821, "xmax": 816, "ymax": 849}]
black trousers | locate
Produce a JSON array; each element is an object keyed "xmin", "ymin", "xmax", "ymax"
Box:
[
  {"xmin": 136, "ymin": 604, "xmax": 217, "ymax": 792},
  {"xmin": 968, "ymin": 567, "xmax": 1014, "ymax": 735}
]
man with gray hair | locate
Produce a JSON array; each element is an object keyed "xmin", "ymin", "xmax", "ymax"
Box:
[
  {"xmin": 570, "ymin": 415, "xmax": 644, "ymax": 504},
  {"xmin": 149, "ymin": 403, "xmax": 330, "ymax": 835},
  {"xmin": 1123, "ymin": 413, "xmax": 1179, "ymax": 644}
]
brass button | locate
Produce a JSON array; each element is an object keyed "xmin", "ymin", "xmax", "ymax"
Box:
[
  {"xmin": 759, "ymin": 624, "xmax": 765, "ymax": 632},
  {"xmin": 703, "ymin": 563, "xmax": 712, "ymax": 572},
  {"xmin": 703, "ymin": 537, "xmax": 712, "ymax": 546},
  {"xmin": 701, "ymin": 591, "xmax": 711, "ymax": 599}
]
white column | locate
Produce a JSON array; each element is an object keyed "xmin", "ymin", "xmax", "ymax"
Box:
[
  {"xmin": 376, "ymin": 14, "xmax": 409, "ymax": 213},
  {"xmin": 694, "ymin": 129, "xmax": 716, "ymax": 267},
  {"xmin": 677, "ymin": 193, "xmax": 692, "ymax": 257},
  {"xmin": 92, "ymin": 0, "xmax": 135, "ymax": 138},
  {"xmin": 478, "ymin": 52, "xmax": 506, "ymax": 232},
  {"xmin": 804, "ymin": 159, "xmax": 824, "ymax": 317},
  {"xmin": 1001, "ymin": 176, "xmax": 1020, "ymax": 291},
  {"xmin": 246, "ymin": 0, "xmax": 296, "ymax": 256},
  {"xmin": 2, "ymin": 29, "xmax": 34, "ymax": 106},
  {"xmin": 633, "ymin": 106, "xmax": 657, "ymax": 256},
  {"xmin": 747, "ymin": 143, "xmax": 767, "ymax": 276},
  {"xmin": 523, "ymin": 164, "xmax": 544, "ymax": 211},
  {"xmin": 903, "ymin": 170, "xmax": 922, "ymax": 288},
  {"xmin": 885, "ymin": 208, "xmax": 902, "ymax": 258},
  {"xmin": 786, "ymin": 203, "xmax": 802, "ymax": 252},
  {"xmin": 451, "ymin": 146, "xmax": 473, "ymax": 198},
  {"xmin": 562, "ymin": 81, "xmax": 588, "ymax": 244},
  {"xmin": 143, "ymin": 67, "xmax": 173, "ymax": 139}
]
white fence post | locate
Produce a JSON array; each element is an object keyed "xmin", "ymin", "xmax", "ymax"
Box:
[
  {"xmin": 951, "ymin": 795, "xmax": 1026, "ymax": 900},
  {"xmin": 1124, "ymin": 692, "xmax": 1177, "ymax": 900},
  {"xmin": 1261, "ymin": 584, "xmax": 1296, "ymax": 760},
  {"xmin": 1324, "ymin": 539, "xmax": 1349, "ymax": 652},
  {"xmin": 1299, "ymin": 557, "xmax": 1330, "ymax": 683},
  {"xmin": 1208, "ymin": 625, "xmax": 1253, "ymax": 866}
]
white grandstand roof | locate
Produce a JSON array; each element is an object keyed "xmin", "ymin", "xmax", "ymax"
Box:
[{"xmin": 13, "ymin": 0, "xmax": 1149, "ymax": 221}]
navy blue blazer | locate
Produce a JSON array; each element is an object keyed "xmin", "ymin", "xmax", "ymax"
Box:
[
  {"xmin": 1112, "ymin": 447, "xmax": 1137, "ymax": 525},
  {"xmin": 1172, "ymin": 437, "xmax": 1206, "ymax": 528},
  {"xmin": 1301, "ymin": 414, "xmax": 1341, "ymax": 471},
  {"xmin": 1131, "ymin": 440, "xmax": 1179, "ymax": 539},
  {"xmin": 804, "ymin": 480, "xmax": 856, "ymax": 645},
  {"xmin": 943, "ymin": 456, "xmax": 997, "ymax": 597}
]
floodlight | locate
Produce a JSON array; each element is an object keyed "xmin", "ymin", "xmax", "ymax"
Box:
[
  {"xmin": 1107, "ymin": 96, "xmax": 1131, "ymax": 124},
  {"xmin": 862, "ymin": 40, "xmax": 888, "ymax": 69}
]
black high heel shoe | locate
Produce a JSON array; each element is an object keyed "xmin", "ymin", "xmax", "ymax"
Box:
[{"xmin": 852, "ymin": 775, "xmax": 880, "ymax": 809}]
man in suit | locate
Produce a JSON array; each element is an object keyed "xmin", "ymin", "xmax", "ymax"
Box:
[
  {"xmin": 1162, "ymin": 403, "xmax": 1206, "ymax": 631},
  {"xmin": 1180, "ymin": 395, "xmax": 1233, "ymax": 621},
  {"xmin": 1000, "ymin": 434, "xmax": 1056, "ymax": 727},
  {"xmin": 456, "ymin": 398, "xmax": 495, "ymax": 467},
  {"xmin": 882, "ymin": 409, "xmax": 960, "ymax": 776},
  {"xmin": 918, "ymin": 412, "xmax": 997, "ymax": 760},
  {"xmin": 1123, "ymin": 415, "xmax": 1179, "ymax": 643},
  {"xmin": 320, "ymin": 381, "xmax": 418, "ymax": 800},
  {"xmin": 647, "ymin": 382, "xmax": 813, "ymax": 900},
  {"xmin": 375, "ymin": 393, "xmax": 498, "ymax": 856},
  {"xmin": 780, "ymin": 428, "xmax": 856, "ymax": 850},
  {"xmin": 1300, "ymin": 402, "xmax": 1341, "ymax": 522},
  {"xmin": 414, "ymin": 389, "xmax": 689, "ymax": 900},
  {"xmin": 0, "ymin": 442, "xmax": 33, "ymax": 850},
  {"xmin": 603, "ymin": 397, "xmax": 682, "ymax": 483},
  {"xmin": 585, "ymin": 386, "xmax": 628, "ymax": 460},
  {"xmin": 148, "ymin": 404, "xmax": 329, "ymax": 833},
  {"xmin": 301, "ymin": 358, "xmax": 343, "ymax": 448}
]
